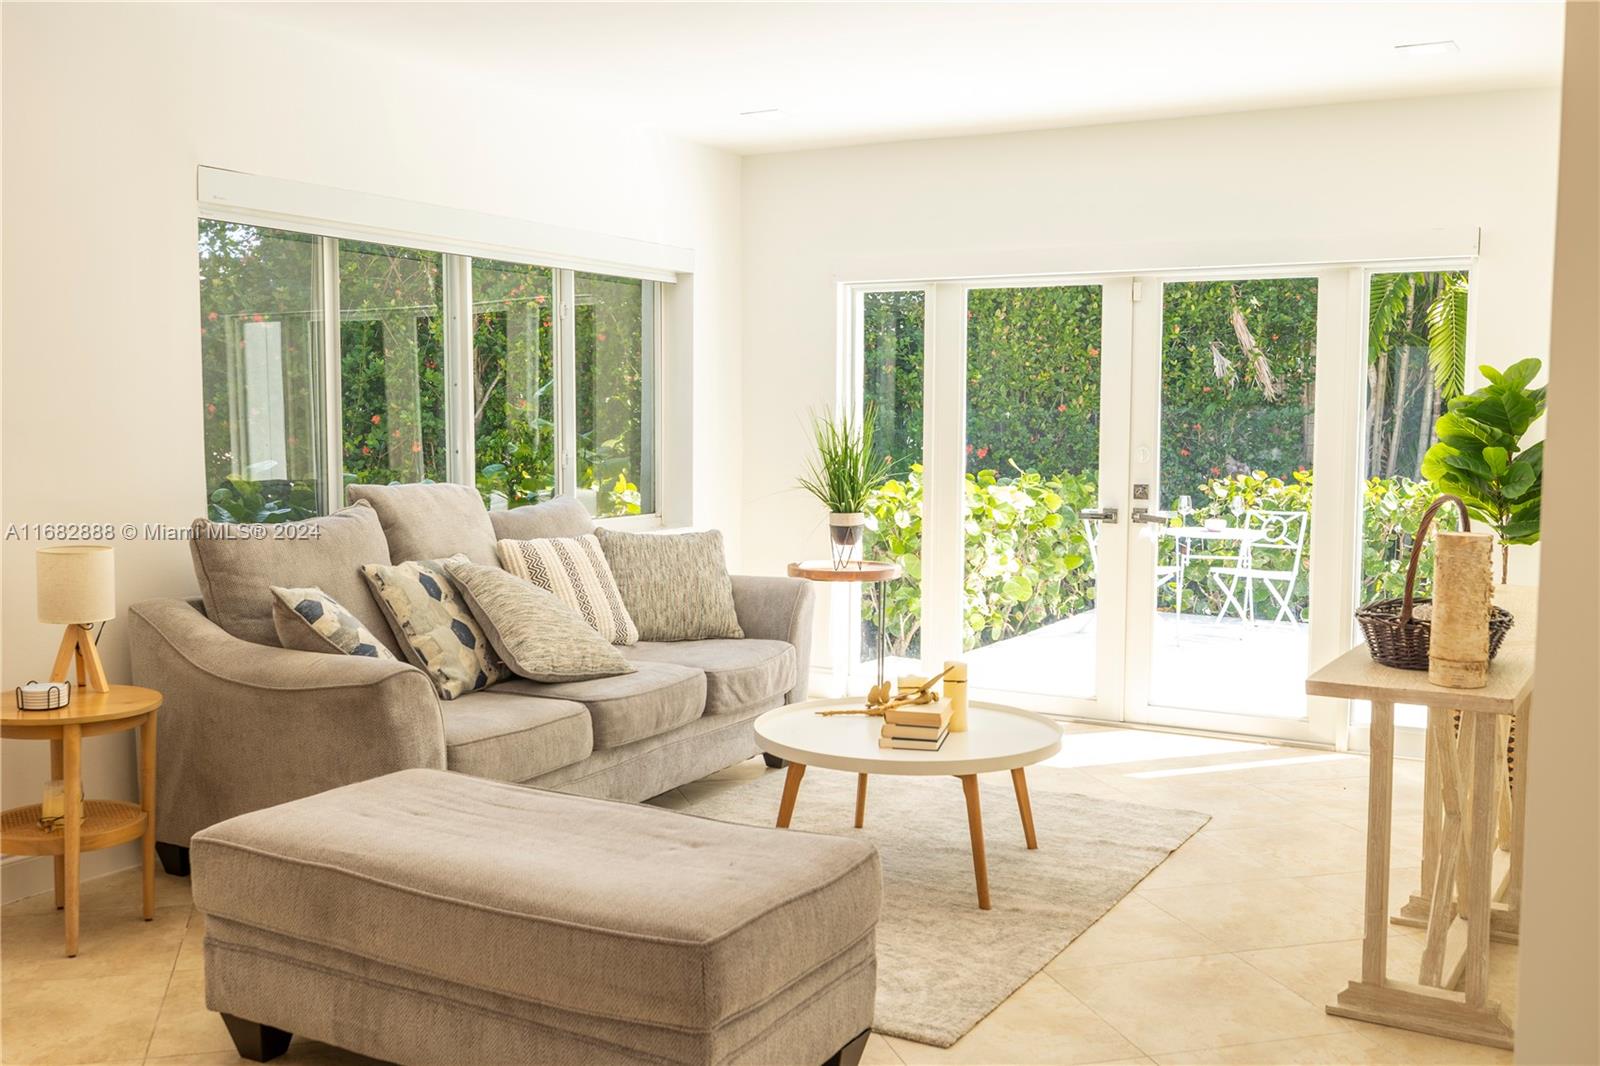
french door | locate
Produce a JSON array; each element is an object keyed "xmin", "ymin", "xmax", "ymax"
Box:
[{"xmin": 847, "ymin": 271, "xmax": 1364, "ymax": 745}]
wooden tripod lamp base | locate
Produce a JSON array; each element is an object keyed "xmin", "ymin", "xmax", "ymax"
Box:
[{"xmin": 50, "ymin": 624, "xmax": 110, "ymax": 693}]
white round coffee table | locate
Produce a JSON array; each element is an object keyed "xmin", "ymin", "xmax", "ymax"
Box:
[{"xmin": 754, "ymin": 698, "xmax": 1063, "ymax": 910}]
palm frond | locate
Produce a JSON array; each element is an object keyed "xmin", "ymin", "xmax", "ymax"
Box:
[
  {"xmin": 1368, "ymin": 272, "xmax": 1414, "ymax": 362},
  {"xmin": 1426, "ymin": 273, "xmax": 1469, "ymax": 398}
]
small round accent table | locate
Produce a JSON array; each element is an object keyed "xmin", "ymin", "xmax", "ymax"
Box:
[
  {"xmin": 754, "ymin": 698, "xmax": 1063, "ymax": 910},
  {"xmin": 787, "ymin": 559, "xmax": 902, "ymax": 694},
  {"xmin": 2, "ymin": 684, "xmax": 162, "ymax": 956}
]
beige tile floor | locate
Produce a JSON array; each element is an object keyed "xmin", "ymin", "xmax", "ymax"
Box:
[{"xmin": 0, "ymin": 724, "xmax": 1517, "ymax": 1066}]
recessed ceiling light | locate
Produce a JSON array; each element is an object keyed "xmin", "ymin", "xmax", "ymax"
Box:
[
  {"xmin": 1395, "ymin": 40, "xmax": 1459, "ymax": 57},
  {"xmin": 739, "ymin": 107, "xmax": 782, "ymax": 118}
]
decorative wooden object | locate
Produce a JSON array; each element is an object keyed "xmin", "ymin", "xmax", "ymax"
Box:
[
  {"xmin": 944, "ymin": 660, "xmax": 969, "ymax": 733},
  {"xmin": 1429, "ymin": 531, "xmax": 1494, "ymax": 689},
  {"xmin": 1, "ymin": 685, "xmax": 163, "ymax": 956},
  {"xmin": 1306, "ymin": 584, "xmax": 1536, "ymax": 1050},
  {"xmin": 50, "ymin": 623, "xmax": 110, "ymax": 694}
]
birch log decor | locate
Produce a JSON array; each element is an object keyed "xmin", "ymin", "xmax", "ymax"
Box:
[{"xmin": 1429, "ymin": 530, "xmax": 1495, "ymax": 689}]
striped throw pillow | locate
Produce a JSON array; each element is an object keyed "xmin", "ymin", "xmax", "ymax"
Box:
[{"xmin": 496, "ymin": 534, "xmax": 639, "ymax": 646}]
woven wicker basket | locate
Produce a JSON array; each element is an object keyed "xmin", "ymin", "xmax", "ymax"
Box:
[{"xmin": 1355, "ymin": 494, "xmax": 1515, "ymax": 671}]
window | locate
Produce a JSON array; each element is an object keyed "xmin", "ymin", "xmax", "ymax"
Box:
[
  {"xmin": 197, "ymin": 222, "xmax": 661, "ymax": 521},
  {"xmin": 472, "ymin": 258, "xmax": 557, "ymax": 508},
  {"xmin": 199, "ymin": 221, "xmax": 326, "ymax": 523},
  {"xmin": 339, "ymin": 242, "xmax": 447, "ymax": 487},
  {"xmin": 575, "ymin": 272, "xmax": 653, "ymax": 516},
  {"xmin": 859, "ymin": 290, "xmax": 925, "ymax": 674}
]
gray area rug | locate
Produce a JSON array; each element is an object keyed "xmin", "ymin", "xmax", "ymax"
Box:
[{"xmin": 682, "ymin": 769, "xmax": 1208, "ymax": 1047}]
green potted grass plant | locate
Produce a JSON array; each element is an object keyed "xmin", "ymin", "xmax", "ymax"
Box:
[{"xmin": 798, "ymin": 405, "xmax": 895, "ymax": 567}]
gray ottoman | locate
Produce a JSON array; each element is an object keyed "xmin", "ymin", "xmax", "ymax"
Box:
[{"xmin": 190, "ymin": 769, "xmax": 880, "ymax": 1066}]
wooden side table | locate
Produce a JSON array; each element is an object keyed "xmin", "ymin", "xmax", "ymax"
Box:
[
  {"xmin": 2, "ymin": 684, "xmax": 162, "ymax": 956},
  {"xmin": 788, "ymin": 560, "xmax": 902, "ymax": 693},
  {"xmin": 1305, "ymin": 585, "xmax": 1535, "ymax": 1050}
]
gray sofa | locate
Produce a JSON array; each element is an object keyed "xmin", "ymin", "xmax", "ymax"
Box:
[{"xmin": 131, "ymin": 489, "xmax": 814, "ymax": 872}]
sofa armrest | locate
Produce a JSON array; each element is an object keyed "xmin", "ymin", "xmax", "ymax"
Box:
[
  {"xmin": 729, "ymin": 576, "xmax": 815, "ymax": 703},
  {"xmin": 129, "ymin": 598, "xmax": 446, "ymax": 846}
]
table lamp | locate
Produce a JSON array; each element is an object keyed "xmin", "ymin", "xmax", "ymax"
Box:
[{"xmin": 37, "ymin": 545, "xmax": 115, "ymax": 693}]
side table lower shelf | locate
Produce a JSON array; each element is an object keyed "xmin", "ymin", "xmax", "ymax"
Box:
[{"xmin": 2, "ymin": 801, "xmax": 149, "ymax": 855}]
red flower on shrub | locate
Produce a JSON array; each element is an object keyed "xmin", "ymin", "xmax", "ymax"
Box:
[
  {"xmin": 411, "ymin": 441, "xmax": 422, "ymax": 453},
  {"xmin": 207, "ymin": 311, "xmax": 218, "ymax": 322},
  {"xmin": 1088, "ymin": 347, "xmax": 1099, "ymax": 357},
  {"xmin": 371, "ymin": 414, "xmax": 382, "ymax": 425},
  {"xmin": 1057, "ymin": 404, "xmax": 1067, "ymax": 412},
  {"xmin": 1179, "ymin": 448, "xmax": 1191, "ymax": 457},
  {"xmin": 977, "ymin": 447, "xmax": 988, "ymax": 459},
  {"xmin": 250, "ymin": 314, "xmax": 264, "ymax": 323},
  {"xmin": 1211, "ymin": 466, "xmax": 1221, "ymax": 475},
  {"xmin": 1202, "ymin": 386, "xmax": 1212, "ymax": 393},
  {"xmin": 361, "ymin": 446, "xmax": 371, "ymax": 456},
  {"xmin": 205, "ymin": 403, "xmax": 216, "ymax": 416}
]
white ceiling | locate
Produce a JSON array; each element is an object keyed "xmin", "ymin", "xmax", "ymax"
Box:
[{"xmin": 232, "ymin": 2, "xmax": 1566, "ymax": 154}]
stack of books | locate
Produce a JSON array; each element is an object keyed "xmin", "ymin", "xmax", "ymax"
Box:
[{"xmin": 878, "ymin": 697, "xmax": 953, "ymax": 750}]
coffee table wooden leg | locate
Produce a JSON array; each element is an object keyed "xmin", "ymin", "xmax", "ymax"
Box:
[
  {"xmin": 960, "ymin": 774, "xmax": 991, "ymax": 910},
  {"xmin": 1011, "ymin": 767, "xmax": 1038, "ymax": 849},
  {"xmin": 776, "ymin": 763, "xmax": 806, "ymax": 828},
  {"xmin": 140, "ymin": 712, "xmax": 157, "ymax": 920},
  {"xmin": 855, "ymin": 773, "xmax": 868, "ymax": 829},
  {"xmin": 63, "ymin": 724, "xmax": 82, "ymax": 957},
  {"xmin": 50, "ymin": 737, "xmax": 65, "ymax": 910}
]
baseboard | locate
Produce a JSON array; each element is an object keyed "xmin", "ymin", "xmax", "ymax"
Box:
[{"xmin": 1, "ymin": 842, "xmax": 139, "ymax": 905}]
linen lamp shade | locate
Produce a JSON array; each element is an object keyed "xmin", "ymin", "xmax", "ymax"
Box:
[{"xmin": 37, "ymin": 546, "xmax": 116, "ymax": 624}]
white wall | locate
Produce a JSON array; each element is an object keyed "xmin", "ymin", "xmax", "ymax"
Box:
[
  {"xmin": 0, "ymin": 3, "xmax": 743, "ymax": 900},
  {"xmin": 1516, "ymin": 3, "xmax": 1600, "ymax": 1060},
  {"xmin": 740, "ymin": 90, "xmax": 1561, "ymax": 670}
]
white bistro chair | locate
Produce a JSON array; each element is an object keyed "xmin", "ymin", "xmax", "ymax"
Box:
[{"xmin": 1210, "ymin": 509, "xmax": 1309, "ymax": 624}]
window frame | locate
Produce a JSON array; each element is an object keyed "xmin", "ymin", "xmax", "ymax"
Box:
[{"xmin": 199, "ymin": 218, "xmax": 667, "ymax": 526}]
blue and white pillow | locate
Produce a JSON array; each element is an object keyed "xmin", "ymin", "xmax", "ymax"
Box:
[
  {"xmin": 270, "ymin": 586, "xmax": 397, "ymax": 660},
  {"xmin": 360, "ymin": 554, "xmax": 509, "ymax": 700}
]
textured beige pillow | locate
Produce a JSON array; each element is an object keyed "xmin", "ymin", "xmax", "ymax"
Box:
[
  {"xmin": 445, "ymin": 561, "xmax": 635, "ymax": 683},
  {"xmin": 496, "ymin": 535, "xmax": 639, "ymax": 645},
  {"xmin": 595, "ymin": 528, "xmax": 743, "ymax": 642}
]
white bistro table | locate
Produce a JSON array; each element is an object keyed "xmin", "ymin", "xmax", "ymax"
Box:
[
  {"xmin": 754, "ymin": 699, "xmax": 1063, "ymax": 910},
  {"xmin": 1158, "ymin": 525, "xmax": 1265, "ymax": 619}
]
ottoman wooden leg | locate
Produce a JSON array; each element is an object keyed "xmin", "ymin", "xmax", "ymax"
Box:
[
  {"xmin": 824, "ymin": 1028, "xmax": 871, "ymax": 1066},
  {"xmin": 221, "ymin": 1015, "xmax": 292, "ymax": 1063}
]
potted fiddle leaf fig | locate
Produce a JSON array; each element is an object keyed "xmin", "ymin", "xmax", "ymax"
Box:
[
  {"xmin": 1422, "ymin": 357, "xmax": 1545, "ymax": 582},
  {"xmin": 797, "ymin": 404, "xmax": 895, "ymax": 566}
]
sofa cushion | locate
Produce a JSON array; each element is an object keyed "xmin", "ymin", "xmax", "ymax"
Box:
[
  {"xmin": 348, "ymin": 482, "xmax": 498, "ymax": 566},
  {"xmin": 361, "ymin": 555, "xmax": 510, "ymax": 700},
  {"xmin": 596, "ymin": 528, "xmax": 744, "ymax": 642},
  {"xmin": 440, "ymin": 691, "xmax": 592, "ymax": 781},
  {"xmin": 497, "ymin": 534, "xmax": 639, "ymax": 646},
  {"xmin": 624, "ymin": 639, "xmax": 796, "ymax": 715},
  {"xmin": 497, "ymin": 661, "xmax": 705, "ymax": 749},
  {"xmin": 445, "ymin": 560, "xmax": 635, "ymax": 683},
  {"xmin": 488, "ymin": 495, "xmax": 594, "ymax": 541},
  {"xmin": 269, "ymin": 586, "xmax": 398, "ymax": 660},
  {"xmin": 190, "ymin": 768, "xmax": 881, "ymax": 1035},
  {"xmin": 189, "ymin": 501, "xmax": 400, "ymax": 655}
]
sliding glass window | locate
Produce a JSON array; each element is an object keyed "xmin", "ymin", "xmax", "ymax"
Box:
[
  {"xmin": 198, "ymin": 221, "xmax": 327, "ymax": 523},
  {"xmin": 196, "ymin": 222, "xmax": 662, "ymax": 521},
  {"xmin": 472, "ymin": 259, "xmax": 558, "ymax": 508}
]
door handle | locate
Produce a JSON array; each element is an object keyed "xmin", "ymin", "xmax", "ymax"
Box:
[
  {"xmin": 1131, "ymin": 507, "xmax": 1175, "ymax": 524},
  {"xmin": 1080, "ymin": 507, "xmax": 1118, "ymax": 524}
]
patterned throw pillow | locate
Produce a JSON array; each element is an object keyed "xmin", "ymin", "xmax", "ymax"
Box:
[
  {"xmin": 496, "ymin": 535, "xmax": 639, "ymax": 645},
  {"xmin": 360, "ymin": 554, "xmax": 510, "ymax": 700},
  {"xmin": 270, "ymin": 586, "xmax": 398, "ymax": 660},
  {"xmin": 595, "ymin": 528, "xmax": 744, "ymax": 642},
  {"xmin": 445, "ymin": 560, "xmax": 636, "ymax": 683}
]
